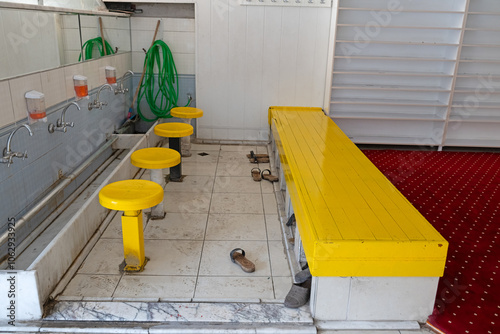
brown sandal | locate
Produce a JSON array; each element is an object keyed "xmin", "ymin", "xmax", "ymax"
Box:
[
  {"xmin": 251, "ymin": 167, "xmax": 262, "ymax": 181},
  {"xmin": 248, "ymin": 151, "xmax": 270, "ymax": 164},
  {"xmin": 230, "ymin": 248, "xmax": 255, "ymax": 273},
  {"xmin": 261, "ymin": 169, "xmax": 279, "ymax": 182}
]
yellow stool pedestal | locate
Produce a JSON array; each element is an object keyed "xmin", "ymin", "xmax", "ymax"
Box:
[
  {"xmin": 130, "ymin": 148, "xmax": 180, "ymax": 219},
  {"xmin": 170, "ymin": 107, "xmax": 203, "ymax": 158},
  {"xmin": 99, "ymin": 180, "xmax": 163, "ymax": 272},
  {"xmin": 154, "ymin": 123, "xmax": 193, "ymax": 182}
]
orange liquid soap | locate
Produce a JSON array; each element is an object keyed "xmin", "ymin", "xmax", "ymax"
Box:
[
  {"xmin": 106, "ymin": 77, "xmax": 117, "ymax": 84},
  {"xmin": 75, "ymin": 85, "xmax": 88, "ymax": 98},
  {"xmin": 30, "ymin": 111, "xmax": 47, "ymax": 119}
]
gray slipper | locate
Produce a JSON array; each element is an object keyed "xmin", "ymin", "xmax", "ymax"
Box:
[
  {"xmin": 284, "ymin": 279, "xmax": 311, "ymax": 308},
  {"xmin": 295, "ymin": 267, "xmax": 311, "ymax": 284}
]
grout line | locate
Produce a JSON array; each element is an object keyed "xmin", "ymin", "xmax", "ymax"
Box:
[
  {"xmin": 192, "ymin": 146, "xmax": 220, "ymax": 299},
  {"xmin": 261, "ymin": 144, "xmax": 276, "ymax": 299}
]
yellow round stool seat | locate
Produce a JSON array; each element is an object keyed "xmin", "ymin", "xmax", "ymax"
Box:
[
  {"xmin": 99, "ymin": 180, "xmax": 163, "ymax": 212},
  {"xmin": 154, "ymin": 123, "xmax": 193, "ymax": 138},
  {"xmin": 171, "ymin": 107, "xmax": 203, "ymax": 119},
  {"xmin": 131, "ymin": 147, "xmax": 180, "ymax": 170}
]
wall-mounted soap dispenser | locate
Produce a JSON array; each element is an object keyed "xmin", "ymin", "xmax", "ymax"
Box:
[
  {"xmin": 105, "ymin": 66, "xmax": 117, "ymax": 85},
  {"xmin": 25, "ymin": 90, "xmax": 47, "ymax": 124},
  {"xmin": 73, "ymin": 75, "xmax": 89, "ymax": 99}
]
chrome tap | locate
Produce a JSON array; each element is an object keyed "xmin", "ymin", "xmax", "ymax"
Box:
[
  {"xmin": 88, "ymin": 84, "xmax": 113, "ymax": 110},
  {"xmin": 115, "ymin": 70, "xmax": 134, "ymax": 95},
  {"xmin": 2, "ymin": 124, "xmax": 33, "ymax": 167},
  {"xmin": 48, "ymin": 102, "xmax": 80, "ymax": 133}
]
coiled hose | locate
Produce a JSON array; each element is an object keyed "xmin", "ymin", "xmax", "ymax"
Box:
[
  {"xmin": 79, "ymin": 37, "xmax": 115, "ymax": 61},
  {"xmin": 136, "ymin": 40, "xmax": 186, "ymax": 122}
]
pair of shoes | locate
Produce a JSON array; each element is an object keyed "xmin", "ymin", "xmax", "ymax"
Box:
[
  {"xmin": 261, "ymin": 169, "xmax": 278, "ymax": 183},
  {"xmin": 247, "ymin": 151, "xmax": 269, "ymax": 163},
  {"xmin": 230, "ymin": 248, "xmax": 255, "ymax": 273},
  {"xmin": 251, "ymin": 168, "xmax": 279, "ymax": 182},
  {"xmin": 284, "ymin": 278, "xmax": 312, "ymax": 308}
]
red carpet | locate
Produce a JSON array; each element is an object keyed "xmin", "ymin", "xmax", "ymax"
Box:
[{"xmin": 362, "ymin": 150, "xmax": 499, "ymax": 334}]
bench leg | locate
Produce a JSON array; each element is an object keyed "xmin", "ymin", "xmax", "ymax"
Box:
[
  {"xmin": 121, "ymin": 210, "xmax": 147, "ymax": 272},
  {"xmin": 169, "ymin": 137, "xmax": 183, "ymax": 182},
  {"xmin": 150, "ymin": 169, "xmax": 166, "ymax": 219}
]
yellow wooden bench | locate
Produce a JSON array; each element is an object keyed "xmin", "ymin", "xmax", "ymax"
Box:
[{"xmin": 269, "ymin": 106, "xmax": 448, "ymax": 278}]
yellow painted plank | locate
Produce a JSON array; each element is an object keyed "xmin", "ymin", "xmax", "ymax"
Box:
[
  {"xmin": 269, "ymin": 107, "xmax": 448, "ymax": 277},
  {"xmin": 291, "ymin": 113, "xmax": 414, "ymax": 241},
  {"xmin": 280, "ymin": 114, "xmax": 379, "ymax": 241},
  {"xmin": 305, "ymin": 114, "xmax": 445, "ymax": 241}
]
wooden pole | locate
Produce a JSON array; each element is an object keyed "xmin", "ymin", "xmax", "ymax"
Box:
[{"xmin": 99, "ymin": 17, "xmax": 107, "ymax": 56}]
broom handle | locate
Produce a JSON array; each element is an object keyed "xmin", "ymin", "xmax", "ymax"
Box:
[
  {"xmin": 99, "ymin": 17, "xmax": 107, "ymax": 56},
  {"xmin": 130, "ymin": 20, "xmax": 161, "ymax": 111}
]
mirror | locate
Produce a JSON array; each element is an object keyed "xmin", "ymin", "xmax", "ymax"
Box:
[
  {"xmin": 0, "ymin": 8, "xmax": 79, "ymax": 79},
  {"xmin": 79, "ymin": 14, "xmax": 131, "ymax": 61},
  {"xmin": 0, "ymin": 7, "xmax": 131, "ymax": 80}
]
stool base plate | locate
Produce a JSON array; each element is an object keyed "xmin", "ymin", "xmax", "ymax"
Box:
[
  {"xmin": 119, "ymin": 257, "xmax": 149, "ymax": 273},
  {"xmin": 167, "ymin": 174, "xmax": 186, "ymax": 183}
]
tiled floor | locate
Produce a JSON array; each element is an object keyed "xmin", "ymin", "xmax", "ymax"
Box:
[{"xmin": 61, "ymin": 144, "xmax": 292, "ymax": 302}]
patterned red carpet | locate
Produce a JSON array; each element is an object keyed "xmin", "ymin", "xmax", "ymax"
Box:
[{"xmin": 362, "ymin": 150, "xmax": 499, "ymax": 334}]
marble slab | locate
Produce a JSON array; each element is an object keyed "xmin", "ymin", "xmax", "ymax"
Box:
[{"xmin": 44, "ymin": 302, "xmax": 313, "ymax": 324}]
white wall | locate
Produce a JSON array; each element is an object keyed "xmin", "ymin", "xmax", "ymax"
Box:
[
  {"xmin": 131, "ymin": 17, "xmax": 195, "ymax": 75},
  {"xmin": 196, "ymin": 1, "xmax": 332, "ymax": 141}
]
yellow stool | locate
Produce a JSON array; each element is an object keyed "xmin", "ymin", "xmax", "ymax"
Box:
[
  {"xmin": 130, "ymin": 147, "xmax": 180, "ymax": 219},
  {"xmin": 171, "ymin": 107, "xmax": 203, "ymax": 157},
  {"xmin": 154, "ymin": 123, "xmax": 193, "ymax": 182},
  {"xmin": 99, "ymin": 180, "xmax": 163, "ymax": 272}
]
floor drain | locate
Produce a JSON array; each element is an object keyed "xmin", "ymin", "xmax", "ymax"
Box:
[{"xmin": 198, "ymin": 152, "xmax": 209, "ymax": 156}]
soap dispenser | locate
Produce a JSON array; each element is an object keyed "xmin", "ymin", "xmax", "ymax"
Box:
[
  {"xmin": 25, "ymin": 90, "xmax": 47, "ymax": 124},
  {"xmin": 105, "ymin": 66, "xmax": 117, "ymax": 85},
  {"xmin": 73, "ymin": 75, "xmax": 89, "ymax": 99}
]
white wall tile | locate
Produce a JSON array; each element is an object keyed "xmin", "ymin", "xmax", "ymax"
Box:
[
  {"xmin": 62, "ymin": 28, "xmax": 81, "ymax": 51},
  {"xmin": 132, "ymin": 51, "xmax": 146, "ymax": 73},
  {"xmin": 79, "ymin": 14, "xmax": 98, "ymax": 28},
  {"xmin": 173, "ymin": 53, "xmax": 195, "ymax": 75},
  {"xmin": 131, "ymin": 17, "xmax": 163, "ymax": 31},
  {"xmin": 132, "ymin": 30, "xmax": 163, "ymax": 53},
  {"xmin": 0, "ymin": 80, "xmax": 15, "ymax": 128},
  {"xmin": 61, "ymin": 13, "xmax": 79, "ymax": 28},
  {"xmin": 81, "ymin": 27, "xmax": 100, "ymax": 46},
  {"xmin": 101, "ymin": 16, "xmax": 129, "ymax": 30},
  {"xmin": 40, "ymin": 68, "xmax": 67, "ymax": 108},
  {"xmin": 9, "ymin": 72, "xmax": 43, "ymax": 122},
  {"xmin": 164, "ymin": 31, "xmax": 195, "ymax": 54},
  {"xmin": 63, "ymin": 51, "xmax": 81, "ymax": 65},
  {"xmin": 164, "ymin": 18, "xmax": 195, "ymax": 32}
]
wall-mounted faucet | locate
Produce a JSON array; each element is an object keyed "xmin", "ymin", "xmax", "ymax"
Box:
[
  {"xmin": 1, "ymin": 124, "xmax": 33, "ymax": 167},
  {"xmin": 88, "ymin": 84, "xmax": 113, "ymax": 110},
  {"xmin": 115, "ymin": 70, "xmax": 134, "ymax": 95},
  {"xmin": 48, "ymin": 102, "xmax": 81, "ymax": 133}
]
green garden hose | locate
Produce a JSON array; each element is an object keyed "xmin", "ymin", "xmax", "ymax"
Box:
[
  {"xmin": 79, "ymin": 37, "xmax": 115, "ymax": 61},
  {"xmin": 136, "ymin": 40, "xmax": 187, "ymax": 122}
]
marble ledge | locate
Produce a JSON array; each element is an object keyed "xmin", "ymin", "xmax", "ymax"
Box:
[{"xmin": 44, "ymin": 302, "xmax": 313, "ymax": 324}]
